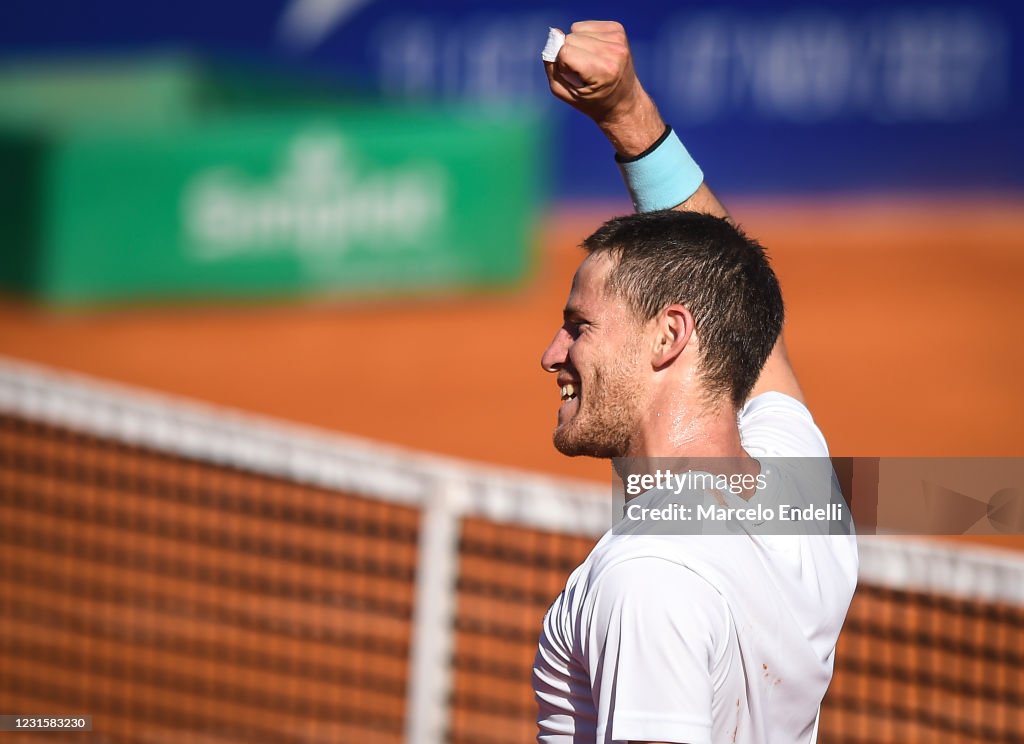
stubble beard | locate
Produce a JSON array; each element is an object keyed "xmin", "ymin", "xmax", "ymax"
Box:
[{"xmin": 553, "ymin": 357, "xmax": 641, "ymax": 459}]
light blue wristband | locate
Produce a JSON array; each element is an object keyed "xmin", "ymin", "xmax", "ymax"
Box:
[{"xmin": 616, "ymin": 126, "xmax": 704, "ymax": 213}]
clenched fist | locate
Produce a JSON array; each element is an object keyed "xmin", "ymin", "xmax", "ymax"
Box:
[{"xmin": 543, "ymin": 21, "xmax": 665, "ymax": 157}]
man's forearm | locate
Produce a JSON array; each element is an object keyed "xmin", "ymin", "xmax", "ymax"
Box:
[
  {"xmin": 597, "ymin": 90, "xmax": 731, "ymax": 220},
  {"xmin": 595, "ymin": 88, "xmax": 663, "ymax": 159}
]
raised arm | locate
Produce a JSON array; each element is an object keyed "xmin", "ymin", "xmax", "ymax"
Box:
[
  {"xmin": 544, "ymin": 20, "xmax": 804, "ymax": 404},
  {"xmin": 543, "ymin": 21, "xmax": 728, "ymax": 219}
]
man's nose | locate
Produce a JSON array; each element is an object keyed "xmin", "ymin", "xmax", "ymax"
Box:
[{"xmin": 541, "ymin": 328, "xmax": 570, "ymax": 372}]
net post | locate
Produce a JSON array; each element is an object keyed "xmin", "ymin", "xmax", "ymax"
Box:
[{"xmin": 404, "ymin": 477, "xmax": 466, "ymax": 744}]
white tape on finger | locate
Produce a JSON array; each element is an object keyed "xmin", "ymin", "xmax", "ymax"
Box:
[
  {"xmin": 541, "ymin": 27, "xmax": 565, "ymax": 62},
  {"xmin": 542, "ymin": 27, "xmax": 585, "ymax": 88}
]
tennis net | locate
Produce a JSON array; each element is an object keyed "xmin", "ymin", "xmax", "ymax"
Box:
[{"xmin": 0, "ymin": 357, "xmax": 1020, "ymax": 744}]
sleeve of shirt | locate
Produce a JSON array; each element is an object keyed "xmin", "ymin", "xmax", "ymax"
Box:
[
  {"xmin": 584, "ymin": 557, "xmax": 729, "ymax": 744},
  {"xmin": 738, "ymin": 391, "xmax": 830, "ymax": 458}
]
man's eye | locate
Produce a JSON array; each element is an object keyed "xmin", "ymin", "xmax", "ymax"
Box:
[{"xmin": 566, "ymin": 321, "xmax": 588, "ymax": 337}]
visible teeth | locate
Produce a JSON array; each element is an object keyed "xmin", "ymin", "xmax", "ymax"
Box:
[{"xmin": 560, "ymin": 384, "xmax": 576, "ymax": 400}]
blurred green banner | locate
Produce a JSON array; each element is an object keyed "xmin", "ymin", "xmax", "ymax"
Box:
[{"xmin": 0, "ymin": 62, "xmax": 544, "ymax": 304}]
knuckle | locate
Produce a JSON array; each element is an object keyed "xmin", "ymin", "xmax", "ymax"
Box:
[{"xmin": 608, "ymin": 41, "xmax": 628, "ymax": 58}]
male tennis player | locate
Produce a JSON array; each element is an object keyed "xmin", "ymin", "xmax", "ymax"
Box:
[{"xmin": 533, "ymin": 22, "xmax": 858, "ymax": 744}]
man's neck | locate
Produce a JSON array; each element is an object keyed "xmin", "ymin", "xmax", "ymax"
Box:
[
  {"xmin": 628, "ymin": 395, "xmax": 747, "ymax": 460},
  {"xmin": 615, "ymin": 395, "xmax": 761, "ymax": 498}
]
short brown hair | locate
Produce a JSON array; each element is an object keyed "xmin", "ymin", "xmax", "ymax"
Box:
[{"xmin": 583, "ymin": 210, "xmax": 783, "ymax": 407}]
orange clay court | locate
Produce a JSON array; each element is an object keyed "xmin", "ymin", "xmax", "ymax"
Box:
[{"xmin": 1, "ymin": 197, "xmax": 1022, "ymax": 545}]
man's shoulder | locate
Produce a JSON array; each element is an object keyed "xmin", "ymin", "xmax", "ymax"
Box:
[
  {"xmin": 739, "ymin": 391, "xmax": 830, "ymax": 458},
  {"xmin": 580, "ymin": 541, "xmax": 727, "ymax": 614},
  {"xmin": 581, "ymin": 532, "xmax": 745, "ymax": 599}
]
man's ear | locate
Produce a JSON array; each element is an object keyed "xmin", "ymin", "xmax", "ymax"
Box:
[{"xmin": 650, "ymin": 304, "xmax": 695, "ymax": 369}]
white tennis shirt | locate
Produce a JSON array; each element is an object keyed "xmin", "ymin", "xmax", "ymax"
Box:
[{"xmin": 533, "ymin": 393, "xmax": 858, "ymax": 743}]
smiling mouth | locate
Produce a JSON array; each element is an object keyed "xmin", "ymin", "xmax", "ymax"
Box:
[{"xmin": 560, "ymin": 383, "xmax": 578, "ymax": 402}]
